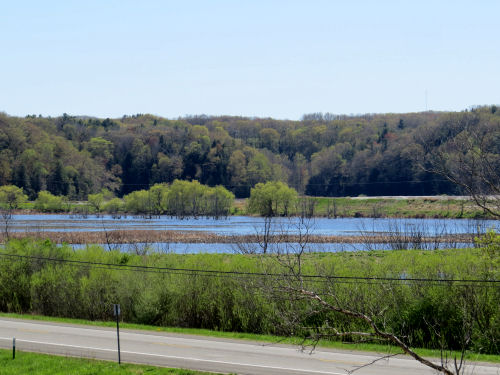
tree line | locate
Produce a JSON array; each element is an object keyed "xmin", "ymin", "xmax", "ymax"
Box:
[
  {"xmin": 0, "ymin": 181, "xmax": 235, "ymax": 218},
  {"xmin": 0, "ymin": 180, "xmax": 330, "ymax": 218},
  {"xmin": 0, "ymin": 106, "xmax": 498, "ymax": 199}
]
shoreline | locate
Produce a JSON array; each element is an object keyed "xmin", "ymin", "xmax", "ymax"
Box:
[
  {"xmin": 3, "ymin": 194, "xmax": 496, "ymax": 220},
  {"xmin": 0, "ymin": 229, "xmax": 476, "ymax": 245}
]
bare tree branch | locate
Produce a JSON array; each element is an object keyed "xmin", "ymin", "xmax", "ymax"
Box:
[
  {"xmin": 244, "ymin": 216, "xmax": 478, "ymax": 375},
  {"xmin": 345, "ymin": 353, "xmax": 400, "ymax": 374},
  {"xmin": 415, "ymin": 113, "xmax": 500, "ymax": 217}
]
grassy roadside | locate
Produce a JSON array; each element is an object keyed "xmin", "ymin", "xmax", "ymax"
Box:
[
  {"xmin": 0, "ymin": 349, "xmax": 220, "ymax": 375},
  {"xmin": 2, "ymin": 313, "xmax": 499, "ymax": 364}
]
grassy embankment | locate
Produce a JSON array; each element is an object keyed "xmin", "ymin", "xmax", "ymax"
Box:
[
  {"xmin": 0, "ymin": 239, "xmax": 498, "ymax": 359},
  {"xmin": 297, "ymin": 196, "xmax": 488, "ymax": 218},
  {"xmin": 234, "ymin": 196, "xmax": 489, "ymax": 218},
  {"xmin": 0, "ymin": 349, "xmax": 219, "ymax": 375}
]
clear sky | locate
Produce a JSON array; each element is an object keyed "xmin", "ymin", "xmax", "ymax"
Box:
[{"xmin": 1, "ymin": 0, "xmax": 499, "ymax": 120}]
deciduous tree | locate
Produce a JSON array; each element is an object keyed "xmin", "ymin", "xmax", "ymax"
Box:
[{"xmin": 248, "ymin": 181, "xmax": 297, "ymax": 217}]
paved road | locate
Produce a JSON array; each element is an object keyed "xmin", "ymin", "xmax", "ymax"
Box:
[{"xmin": 0, "ymin": 318, "xmax": 498, "ymax": 375}]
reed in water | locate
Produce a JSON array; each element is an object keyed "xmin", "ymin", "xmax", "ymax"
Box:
[{"xmin": 0, "ymin": 229, "xmax": 474, "ymax": 245}]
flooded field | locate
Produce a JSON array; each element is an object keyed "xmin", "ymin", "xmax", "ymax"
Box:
[
  {"xmin": 70, "ymin": 241, "xmax": 473, "ymax": 254},
  {"xmin": 3, "ymin": 214, "xmax": 497, "ymax": 253},
  {"xmin": 7, "ymin": 214, "xmax": 499, "ymax": 236}
]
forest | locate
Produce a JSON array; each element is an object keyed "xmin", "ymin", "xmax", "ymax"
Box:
[{"xmin": 0, "ymin": 106, "xmax": 499, "ymax": 200}]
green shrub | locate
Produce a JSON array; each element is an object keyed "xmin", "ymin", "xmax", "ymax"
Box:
[
  {"xmin": 248, "ymin": 181, "xmax": 297, "ymax": 216},
  {"xmin": 34, "ymin": 191, "xmax": 67, "ymax": 212},
  {"xmin": 103, "ymin": 198, "xmax": 124, "ymax": 214},
  {"xmin": 124, "ymin": 190, "xmax": 152, "ymax": 214},
  {"xmin": 0, "ymin": 185, "xmax": 27, "ymax": 210},
  {"xmin": 0, "ymin": 240, "xmax": 497, "ymax": 354}
]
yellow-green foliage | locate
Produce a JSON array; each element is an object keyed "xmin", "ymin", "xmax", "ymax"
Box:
[
  {"xmin": 34, "ymin": 191, "xmax": 67, "ymax": 212},
  {"xmin": 248, "ymin": 181, "xmax": 297, "ymax": 216},
  {"xmin": 0, "ymin": 185, "xmax": 27, "ymax": 210},
  {"xmin": 103, "ymin": 197, "xmax": 124, "ymax": 214},
  {"xmin": 0, "ymin": 239, "xmax": 498, "ymax": 354},
  {"xmin": 122, "ymin": 180, "xmax": 234, "ymax": 217},
  {"xmin": 476, "ymin": 230, "xmax": 500, "ymax": 268},
  {"xmin": 124, "ymin": 189, "xmax": 152, "ymax": 214}
]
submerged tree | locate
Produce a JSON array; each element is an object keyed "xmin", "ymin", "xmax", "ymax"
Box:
[{"xmin": 248, "ymin": 181, "xmax": 298, "ymax": 217}]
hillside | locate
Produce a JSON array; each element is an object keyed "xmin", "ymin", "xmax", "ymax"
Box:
[{"xmin": 0, "ymin": 106, "xmax": 498, "ymax": 199}]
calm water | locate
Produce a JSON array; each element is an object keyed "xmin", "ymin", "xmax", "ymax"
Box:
[
  {"xmin": 8, "ymin": 214, "xmax": 496, "ymax": 253},
  {"xmin": 9, "ymin": 214, "xmax": 499, "ymax": 236},
  {"xmin": 70, "ymin": 241, "xmax": 473, "ymax": 254}
]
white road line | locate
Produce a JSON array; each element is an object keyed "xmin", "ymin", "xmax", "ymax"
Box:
[
  {"xmin": 0, "ymin": 321, "xmax": 381, "ymax": 360},
  {"xmin": 0, "ymin": 337, "xmax": 347, "ymax": 375},
  {"xmin": 0, "ymin": 321, "xmax": 389, "ymax": 359}
]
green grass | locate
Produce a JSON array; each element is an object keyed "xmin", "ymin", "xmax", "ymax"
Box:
[
  {"xmin": 0, "ymin": 349, "xmax": 220, "ymax": 375},
  {"xmin": 234, "ymin": 196, "xmax": 491, "ymax": 218},
  {"xmin": 2, "ymin": 313, "xmax": 499, "ymax": 364},
  {"xmin": 307, "ymin": 197, "xmax": 487, "ymax": 219}
]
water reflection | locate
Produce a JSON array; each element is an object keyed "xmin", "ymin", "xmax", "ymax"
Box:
[
  {"xmin": 9, "ymin": 215, "xmax": 499, "ymax": 236},
  {"xmin": 69, "ymin": 241, "xmax": 474, "ymax": 254}
]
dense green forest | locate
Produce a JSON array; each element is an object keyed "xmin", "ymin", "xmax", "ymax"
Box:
[{"xmin": 1, "ymin": 106, "xmax": 499, "ymax": 199}]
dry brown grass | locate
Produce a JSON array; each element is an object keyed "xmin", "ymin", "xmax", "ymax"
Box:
[{"xmin": 0, "ymin": 229, "xmax": 475, "ymax": 245}]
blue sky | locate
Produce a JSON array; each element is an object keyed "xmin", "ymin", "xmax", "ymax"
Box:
[{"xmin": 1, "ymin": 0, "xmax": 499, "ymax": 119}]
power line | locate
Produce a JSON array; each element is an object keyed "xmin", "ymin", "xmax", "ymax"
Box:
[
  {"xmin": 24, "ymin": 178, "xmax": 453, "ymax": 188},
  {"xmin": 0, "ymin": 252, "xmax": 497, "ymax": 286}
]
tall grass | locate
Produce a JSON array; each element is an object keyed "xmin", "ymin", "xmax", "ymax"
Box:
[
  {"xmin": 0, "ymin": 229, "xmax": 477, "ymax": 245},
  {"xmin": 0, "ymin": 239, "xmax": 498, "ymax": 354}
]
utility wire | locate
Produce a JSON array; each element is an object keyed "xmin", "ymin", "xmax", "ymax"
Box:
[
  {"xmin": 35, "ymin": 178, "xmax": 453, "ymax": 188},
  {"xmin": 0, "ymin": 252, "xmax": 497, "ymax": 285}
]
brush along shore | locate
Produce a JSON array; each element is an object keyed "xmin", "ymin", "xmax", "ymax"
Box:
[
  {"xmin": 7, "ymin": 195, "xmax": 494, "ymax": 219},
  {"xmin": 0, "ymin": 239, "xmax": 498, "ymax": 357},
  {"xmin": 0, "ymin": 229, "xmax": 477, "ymax": 245}
]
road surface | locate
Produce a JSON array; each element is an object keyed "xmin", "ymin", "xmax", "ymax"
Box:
[{"xmin": 0, "ymin": 318, "xmax": 498, "ymax": 375}]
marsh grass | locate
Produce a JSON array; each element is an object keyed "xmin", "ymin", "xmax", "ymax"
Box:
[{"xmin": 0, "ymin": 229, "xmax": 475, "ymax": 245}]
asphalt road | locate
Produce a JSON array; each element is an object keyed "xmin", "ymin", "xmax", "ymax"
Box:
[{"xmin": 0, "ymin": 318, "xmax": 498, "ymax": 375}]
